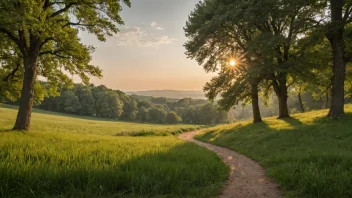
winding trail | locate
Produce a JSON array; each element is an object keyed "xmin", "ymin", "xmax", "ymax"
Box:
[{"xmin": 179, "ymin": 131, "xmax": 281, "ymax": 198}]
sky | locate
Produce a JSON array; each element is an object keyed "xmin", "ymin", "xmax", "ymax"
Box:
[{"xmin": 79, "ymin": 0, "xmax": 214, "ymax": 91}]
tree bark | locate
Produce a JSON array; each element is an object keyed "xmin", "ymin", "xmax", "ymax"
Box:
[
  {"xmin": 251, "ymin": 83, "xmax": 262, "ymax": 123},
  {"xmin": 298, "ymin": 92, "xmax": 305, "ymax": 113},
  {"xmin": 273, "ymin": 75, "xmax": 290, "ymax": 119},
  {"xmin": 327, "ymin": 0, "xmax": 346, "ymax": 117},
  {"xmin": 278, "ymin": 90, "xmax": 290, "ymax": 118},
  {"xmin": 12, "ymin": 55, "xmax": 38, "ymax": 130}
]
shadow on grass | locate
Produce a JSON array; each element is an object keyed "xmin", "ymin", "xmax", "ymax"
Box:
[
  {"xmin": 281, "ymin": 117, "xmax": 304, "ymax": 126},
  {"xmin": 312, "ymin": 112, "xmax": 352, "ymax": 124},
  {"xmin": 0, "ymin": 142, "xmax": 228, "ymax": 198}
]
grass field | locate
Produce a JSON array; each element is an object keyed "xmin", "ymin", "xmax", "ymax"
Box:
[
  {"xmin": 0, "ymin": 105, "xmax": 202, "ymax": 136},
  {"xmin": 0, "ymin": 106, "xmax": 229, "ymax": 197},
  {"xmin": 196, "ymin": 104, "xmax": 352, "ymax": 198}
]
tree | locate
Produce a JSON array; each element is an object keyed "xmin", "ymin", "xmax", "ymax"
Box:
[
  {"xmin": 137, "ymin": 106, "xmax": 149, "ymax": 122},
  {"xmin": 63, "ymin": 92, "xmax": 81, "ymax": 114},
  {"xmin": 74, "ymin": 84, "xmax": 95, "ymax": 116},
  {"xmin": 117, "ymin": 90, "xmax": 138, "ymax": 121},
  {"xmin": 148, "ymin": 107, "xmax": 167, "ymax": 124},
  {"xmin": 181, "ymin": 106, "xmax": 196, "ymax": 124},
  {"xmin": 0, "ymin": 0, "xmax": 130, "ymax": 130},
  {"xmin": 194, "ymin": 103, "xmax": 218, "ymax": 125},
  {"xmin": 137, "ymin": 100, "xmax": 153, "ymax": 109},
  {"xmin": 95, "ymin": 90, "xmax": 123, "ymax": 119},
  {"xmin": 185, "ymin": 0, "xmax": 322, "ymax": 121},
  {"xmin": 166, "ymin": 111, "xmax": 182, "ymax": 124},
  {"xmin": 244, "ymin": 0, "xmax": 326, "ymax": 118},
  {"xmin": 184, "ymin": 0, "xmax": 264, "ymax": 123},
  {"xmin": 325, "ymin": 0, "xmax": 352, "ymax": 117}
]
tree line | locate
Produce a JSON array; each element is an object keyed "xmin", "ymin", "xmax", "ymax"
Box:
[
  {"xmin": 3, "ymin": 83, "xmax": 230, "ymax": 125},
  {"xmin": 184, "ymin": 0, "xmax": 352, "ymax": 123}
]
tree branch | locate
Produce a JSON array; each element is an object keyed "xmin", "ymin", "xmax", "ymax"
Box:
[
  {"xmin": 39, "ymin": 37, "xmax": 54, "ymax": 49},
  {"xmin": 49, "ymin": 2, "xmax": 77, "ymax": 18},
  {"xmin": 3, "ymin": 63, "xmax": 21, "ymax": 82},
  {"xmin": 0, "ymin": 27, "xmax": 21, "ymax": 48},
  {"xmin": 39, "ymin": 50, "xmax": 69, "ymax": 59},
  {"xmin": 343, "ymin": 2, "xmax": 352, "ymax": 22}
]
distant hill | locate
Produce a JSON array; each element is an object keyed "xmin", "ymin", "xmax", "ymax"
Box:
[{"xmin": 126, "ymin": 90, "xmax": 206, "ymax": 99}]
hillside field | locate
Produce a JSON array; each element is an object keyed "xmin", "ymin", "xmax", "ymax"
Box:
[
  {"xmin": 196, "ymin": 104, "xmax": 352, "ymax": 198},
  {"xmin": 0, "ymin": 105, "xmax": 203, "ymax": 136},
  {"xmin": 0, "ymin": 106, "xmax": 228, "ymax": 197}
]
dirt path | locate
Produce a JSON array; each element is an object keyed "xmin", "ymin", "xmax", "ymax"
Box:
[{"xmin": 179, "ymin": 131, "xmax": 281, "ymax": 198}]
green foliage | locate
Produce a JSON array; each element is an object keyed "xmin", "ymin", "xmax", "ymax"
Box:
[
  {"xmin": 137, "ymin": 106, "xmax": 149, "ymax": 122},
  {"xmin": 148, "ymin": 106, "xmax": 167, "ymax": 124},
  {"xmin": 96, "ymin": 90, "xmax": 123, "ymax": 119},
  {"xmin": 0, "ymin": 106, "xmax": 228, "ymax": 197},
  {"xmin": 73, "ymin": 84, "xmax": 95, "ymax": 115},
  {"xmin": 196, "ymin": 104, "xmax": 352, "ymax": 198},
  {"xmin": 0, "ymin": 0, "xmax": 132, "ymax": 129},
  {"xmin": 166, "ymin": 111, "xmax": 182, "ymax": 124},
  {"xmin": 137, "ymin": 100, "xmax": 153, "ymax": 109},
  {"xmin": 184, "ymin": 0, "xmax": 328, "ymax": 119},
  {"xmin": 117, "ymin": 91, "xmax": 138, "ymax": 121},
  {"xmin": 31, "ymin": 83, "xmax": 232, "ymax": 125},
  {"xmin": 0, "ymin": 0, "xmax": 132, "ymax": 81},
  {"xmin": 62, "ymin": 91, "xmax": 81, "ymax": 113}
]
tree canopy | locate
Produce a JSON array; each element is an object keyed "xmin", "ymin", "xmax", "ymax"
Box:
[
  {"xmin": 185, "ymin": 0, "xmax": 352, "ymax": 122},
  {"xmin": 0, "ymin": 0, "xmax": 131, "ymax": 130}
]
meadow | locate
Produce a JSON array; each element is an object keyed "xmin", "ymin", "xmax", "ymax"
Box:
[
  {"xmin": 0, "ymin": 106, "xmax": 229, "ymax": 197},
  {"xmin": 196, "ymin": 104, "xmax": 352, "ymax": 198},
  {"xmin": 0, "ymin": 105, "xmax": 202, "ymax": 136}
]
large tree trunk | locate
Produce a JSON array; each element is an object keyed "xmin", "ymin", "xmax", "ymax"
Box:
[
  {"xmin": 278, "ymin": 90, "xmax": 290, "ymax": 118},
  {"xmin": 327, "ymin": 0, "xmax": 346, "ymax": 117},
  {"xmin": 298, "ymin": 92, "xmax": 305, "ymax": 113},
  {"xmin": 12, "ymin": 55, "xmax": 38, "ymax": 130},
  {"xmin": 251, "ymin": 83, "xmax": 262, "ymax": 123},
  {"xmin": 273, "ymin": 75, "xmax": 290, "ymax": 119}
]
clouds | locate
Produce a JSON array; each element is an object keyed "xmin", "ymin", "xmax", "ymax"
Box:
[
  {"xmin": 150, "ymin": 22, "xmax": 164, "ymax": 31},
  {"xmin": 113, "ymin": 27, "xmax": 174, "ymax": 47}
]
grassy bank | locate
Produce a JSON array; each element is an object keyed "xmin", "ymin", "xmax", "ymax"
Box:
[
  {"xmin": 0, "ymin": 106, "xmax": 228, "ymax": 197},
  {"xmin": 0, "ymin": 105, "xmax": 202, "ymax": 136},
  {"xmin": 196, "ymin": 104, "xmax": 352, "ymax": 198}
]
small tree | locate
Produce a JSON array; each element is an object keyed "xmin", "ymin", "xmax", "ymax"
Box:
[
  {"xmin": 166, "ymin": 111, "xmax": 182, "ymax": 124},
  {"xmin": 94, "ymin": 90, "xmax": 122, "ymax": 119},
  {"xmin": 148, "ymin": 107, "xmax": 167, "ymax": 124},
  {"xmin": 137, "ymin": 106, "xmax": 149, "ymax": 122}
]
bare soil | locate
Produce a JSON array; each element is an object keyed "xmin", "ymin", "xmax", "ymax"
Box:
[{"xmin": 179, "ymin": 131, "xmax": 282, "ymax": 198}]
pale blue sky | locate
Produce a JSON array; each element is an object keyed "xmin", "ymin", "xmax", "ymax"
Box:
[{"xmin": 80, "ymin": 0, "xmax": 213, "ymax": 91}]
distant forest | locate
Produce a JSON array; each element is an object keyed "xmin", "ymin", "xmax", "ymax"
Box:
[
  {"xmin": 3, "ymin": 83, "xmax": 228, "ymax": 125},
  {"xmin": 3, "ymin": 83, "xmax": 351, "ymax": 125}
]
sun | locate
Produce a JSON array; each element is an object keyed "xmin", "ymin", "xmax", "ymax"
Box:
[{"xmin": 229, "ymin": 60, "xmax": 236, "ymax": 66}]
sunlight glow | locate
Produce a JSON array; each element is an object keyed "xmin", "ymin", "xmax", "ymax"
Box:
[{"xmin": 229, "ymin": 60, "xmax": 236, "ymax": 66}]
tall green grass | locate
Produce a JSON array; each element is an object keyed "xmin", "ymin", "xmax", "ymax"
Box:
[
  {"xmin": 0, "ymin": 107, "xmax": 228, "ymax": 197},
  {"xmin": 196, "ymin": 104, "xmax": 352, "ymax": 198},
  {"xmin": 0, "ymin": 105, "xmax": 202, "ymax": 136}
]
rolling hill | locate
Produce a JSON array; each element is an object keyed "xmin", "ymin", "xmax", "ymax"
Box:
[{"xmin": 126, "ymin": 90, "xmax": 206, "ymax": 99}]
